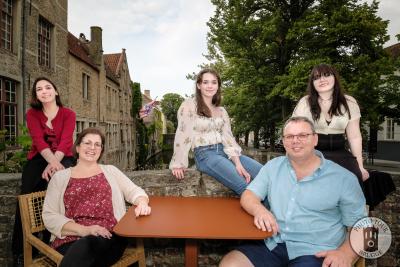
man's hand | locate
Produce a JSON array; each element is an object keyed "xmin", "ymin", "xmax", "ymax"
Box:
[
  {"xmin": 253, "ymin": 206, "xmax": 279, "ymax": 235},
  {"xmin": 315, "ymin": 249, "xmax": 353, "ymax": 267}
]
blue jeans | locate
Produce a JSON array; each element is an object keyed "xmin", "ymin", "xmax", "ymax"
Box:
[
  {"xmin": 236, "ymin": 241, "xmax": 324, "ymax": 267},
  {"xmin": 194, "ymin": 143, "xmax": 262, "ymax": 195}
]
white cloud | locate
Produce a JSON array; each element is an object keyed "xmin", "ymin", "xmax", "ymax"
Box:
[
  {"xmin": 69, "ymin": 0, "xmax": 398, "ymax": 99},
  {"xmin": 69, "ymin": 0, "xmax": 214, "ymax": 99},
  {"xmin": 363, "ymin": 0, "xmax": 399, "ymax": 46}
]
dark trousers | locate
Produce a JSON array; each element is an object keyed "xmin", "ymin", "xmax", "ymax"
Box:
[
  {"xmin": 57, "ymin": 235, "xmax": 128, "ymax": 267},
  {"xmin": 12, "ymin": 154, "xmax": 75, "ymax": 256}
]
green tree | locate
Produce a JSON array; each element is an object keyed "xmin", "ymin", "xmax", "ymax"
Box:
[
  {"xmin": 166, "ymin": 120, "xmax": 175, "ymax": 134},
  {"xmin": 131, "ymin": 82, "xmax": 142, "ymax": 117},
  {"xmin": 205, "ymin": 0, "xmax": 396, "ymax": 149},
  {"xmin": 0, "ymin": 125, "xmax": 31, "ymax": 172},
  {"xmin": 131, "ymin": 82, "xmax": 148, "ymax": 167},
  {"xmin": 207, "ymin": 0, "xmax": 315, "ymax": 148},
  {"xmin": 160, "ymin": 93, "xmax": 184, "ymax": 129}
]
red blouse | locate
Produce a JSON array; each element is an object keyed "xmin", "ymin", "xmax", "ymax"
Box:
[
  {"xmin": 51, "ymin": 173, "xmax": 117, "ymax": 249},
  {"xmin": 26, "ymin": 107, "xmax": 75, "ymax": 160}
]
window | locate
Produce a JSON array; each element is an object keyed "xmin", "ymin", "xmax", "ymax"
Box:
[
  {"xmin": 120, "ymin": 126, "xmax": 123, "ymax": 145},
  {"xmin": 113, "ymin": 89, "xmax": 117, "ymax": 109},
  {"xmin": 89, "ymin": 122, "xmax": 96, "ymax": 128},
  {"xmin": 386, "ymin": 118, "xmax": 395, "ymax": 140},
  {"xmin": 75, "ymin": 121, "xmax": 85, "ymax": 138},
  {"xmin": 38, "ymin": 16, "xmax": 52, "ymax": 67},
  {"xmin": 1, "ymin": 0, "xmax": 13, "ymax": 51},
  {"xmin": 0, "ymin": 76, "xmax": 17, "ymax": 145},
  {"xmin": 106, "ymin": 123, "xmax": 111, "ymax": 149},
  {"xmin": 113, "ymin": 124, "xmax": 117, "ymax": 149},
  {"xmin": 106, "ymin": 85, "xmax": 111, "ymax": 108},
  {"xmin": 82, "ymin": 73, "xmax": 89, "ymax": 100}
]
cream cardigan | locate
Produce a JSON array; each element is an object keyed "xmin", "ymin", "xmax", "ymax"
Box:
[{"xmin": 42, "ymin": 164, "xmax": 148, "ymax": 240}]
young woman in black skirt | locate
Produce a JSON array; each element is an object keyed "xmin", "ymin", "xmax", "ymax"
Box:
[
  {"xmin": 292, "ymin": 64, "xmax": 369, "ymax": 183},
  {"xmin": 12, "ymin": 77, "xmax": 76, "ymax": 265}
]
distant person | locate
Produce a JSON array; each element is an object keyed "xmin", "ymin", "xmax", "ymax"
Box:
[
  {"xmin": 220, "ymin": 117, "xmax": 366, "ymax": 267},
  {"xmin": 43, "ymin": 128, "xmax": 151, "ymax": 267},
  {"xmin": 169, "ymin": 68, "xmax": 262, "ymax": 195},
  {"xmin": 12, "ymin": 77, "xmax": 76, "ymax": 264},
  {"xmin": 293, "ymin": 63, "xmax": 369, "ymax": 183}
]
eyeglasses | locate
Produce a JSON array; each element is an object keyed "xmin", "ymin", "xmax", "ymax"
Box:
[
  {"xmin": 312, "ymin": 72, "xmax": 333, "ymax": 81},
  {"xmin": 80, "ymin": 141, "xmax": 103, "ymax": 149},
  {"xmin": 282, "ymin": 133, "xmax": 315, "ymax": 142}
]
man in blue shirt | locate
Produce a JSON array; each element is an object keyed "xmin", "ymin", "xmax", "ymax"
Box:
[{"xmin": 220, "ymin": 116, "xmax": 366, "ymax": 267}]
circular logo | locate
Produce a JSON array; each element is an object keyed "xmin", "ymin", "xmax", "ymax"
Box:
[{"xmin": 349, "ymin": 217, "xmax": 391, "ymax": 259}]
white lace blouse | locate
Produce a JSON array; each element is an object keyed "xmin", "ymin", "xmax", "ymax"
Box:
[
  {"xmin": 169, "ymin": 98, "xmax": 242, "ymax": 169},
  {"xmin": 292, "ymin": 95, "xmax": 361, "ymax": 134}
]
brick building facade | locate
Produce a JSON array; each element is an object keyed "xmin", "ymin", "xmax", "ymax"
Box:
[
  {"xmin": 68, "ymin": 28, "xmax": 136, "ymax": 169},
  {"xmin": 0, "ymin": 0, "xmax": 69, "ymax": 145},
  {"xmin": 0, "ymin": 0, "xmax": 137, "ymax": 169}
]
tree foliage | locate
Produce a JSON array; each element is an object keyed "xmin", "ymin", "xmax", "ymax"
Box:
[
  {"xmin": 205, "ymin": 0, "xmax": 397, "ymax": 149},
  {"xmin": 131, "ymin": 82, "xmax": 147, "ymax": 167},
  {"xmin": 0, "ymin": 125, "xmax": 31, "ymax": 173},
  {"xmin": 131, "ymin": 82, "xmax": 142, "ymax": 117},
  {"xmin": 160, "ymin": 93, "xmax": 184, "ymax": 129}
]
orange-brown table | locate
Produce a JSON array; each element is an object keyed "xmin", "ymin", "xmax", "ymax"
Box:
[{"xmin": 113, "ymin": 196, "xmax": 271, "ymax": 267}]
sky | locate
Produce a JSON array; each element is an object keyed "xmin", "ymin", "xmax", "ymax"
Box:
[{"xmin": 68, "ymin": 0, "xmax": 399, "ymax": 100}]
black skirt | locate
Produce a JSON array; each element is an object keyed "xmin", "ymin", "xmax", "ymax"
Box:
[
  {"xmin": 316, "ymin": 134, "xmax": 395, "ymax": 210},
  {"xmin": 316, "ymin": 134, "xmax": 363, "ymax": 183}
]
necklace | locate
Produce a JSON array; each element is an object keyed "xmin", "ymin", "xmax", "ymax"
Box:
[{"xmin": 318, "ymin": 96, "xmax": 332, "ymax": 102}]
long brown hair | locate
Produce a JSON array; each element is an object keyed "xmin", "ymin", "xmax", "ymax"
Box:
[
  {"xmin": 195, "ymin": 68, "xmax": 222, "ymax": 117},
  {"xmin": 307, "ymin": 64, "xmax": 350, "ymax": 121},
  {"xmin": 30, "ymin": 77, "xmax": 63, "ymax": 109}
]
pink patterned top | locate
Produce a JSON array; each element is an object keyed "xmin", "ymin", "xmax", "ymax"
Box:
[{"xmin": 51, "ymin": 173, "xmax": 117, "ymax": 249}]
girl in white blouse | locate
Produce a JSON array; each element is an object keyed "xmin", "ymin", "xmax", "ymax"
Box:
[
  {"xmin": 293, "ymin": 63, "xmax": 369, "ymax": 182},
  {"xmin": 169, "ymin": 69, "xmax": 262, "ymax": 195}
]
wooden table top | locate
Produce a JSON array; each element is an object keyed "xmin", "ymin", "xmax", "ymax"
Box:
[{"xmin": 113, "ymin": 196, "xmax": 271, "ymax": 240}]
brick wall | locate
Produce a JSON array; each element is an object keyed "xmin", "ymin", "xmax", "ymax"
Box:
[{"xmin": 0, "ymin": 170, "xmax": 398, "ymax": 266}]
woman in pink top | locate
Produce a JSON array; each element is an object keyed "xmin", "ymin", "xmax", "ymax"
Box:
[
  {"xmin": 12, "ymin": 77, "xmax": 76, "ymax": 262},
  {"xmin": 43, "ymin": 128, "xmax": 151, "ymax": 267}
]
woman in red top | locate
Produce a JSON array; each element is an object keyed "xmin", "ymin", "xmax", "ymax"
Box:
[{"xmin": 12, "ymin": 77, "xmax": 76, "ymax": 262}]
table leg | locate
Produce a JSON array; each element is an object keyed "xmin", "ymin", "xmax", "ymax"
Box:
[{"xmin": 185, "ymin": 239, "xmax": 198, "ymax": 267}]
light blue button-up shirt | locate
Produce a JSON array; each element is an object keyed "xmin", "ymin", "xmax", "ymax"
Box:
[{"xmin": 247, "ymin": 150, "xmax": 366, "ymax": 260}]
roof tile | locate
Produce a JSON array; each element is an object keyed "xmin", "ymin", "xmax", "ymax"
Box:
[{"xmin": 67, "ymin": 32, "xmax": 99, "ymax": 70}]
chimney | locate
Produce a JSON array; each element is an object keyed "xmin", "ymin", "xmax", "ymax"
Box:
[
  {"xmin": 144, "ymin": 90, "xmax": 151, "ymax": 99},
  {"xmin": 88, "ymin": 26, "xmax": 103, "ymax": 66}
]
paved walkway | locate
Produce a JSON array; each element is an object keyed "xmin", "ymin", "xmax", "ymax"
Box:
[{"xmin": 365, "ymin": 159, "xmax": 400, "ymax": 174}]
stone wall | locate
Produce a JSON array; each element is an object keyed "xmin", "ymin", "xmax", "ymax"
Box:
[{"xmin": 0, "ymin": 170, "xmax": 398, "ymax": 266}]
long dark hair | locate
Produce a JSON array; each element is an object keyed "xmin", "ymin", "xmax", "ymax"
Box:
[
  {"xmin": 73, "ymin": 128, "xmax": 106, "ymax": 162},
  {"xmin": 307, "ymin": 64, "xmax": 350, "ymax": 121},
  {"xmin": 30, "ymin": 77, "xmax": 63, "ymax": 109},
  {"xmin": 195, "ymin": 68, "xmax": 222, "ymax": 117}
]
